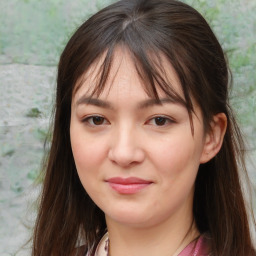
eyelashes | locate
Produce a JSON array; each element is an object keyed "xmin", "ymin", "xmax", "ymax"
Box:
[
  {"xmin": 82, "ymin": 115, "xmax": 110, "ymax": 126},
  {"xmin": 82, "ymin": 115, "xmax": 175, "ymax": 127},
  {"xmin": 146, "ymin": 116, "xmax": 175, "ymax": 126}
]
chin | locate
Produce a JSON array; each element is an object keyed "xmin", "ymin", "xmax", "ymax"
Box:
[
  {"xmin": 105, "ymin": 207, "xmax": 164, "ymax": 228},
  {"xmin": 106, "ymin": 208, "xmax": 147, "ymax": 224}
]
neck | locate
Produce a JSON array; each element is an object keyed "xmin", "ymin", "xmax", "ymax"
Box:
[{"xmin": 105, "ymin": 211, "xmax": 199, "ymax": 256}]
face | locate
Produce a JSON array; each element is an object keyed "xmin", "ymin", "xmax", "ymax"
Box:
[{"xmin": 70, "ymin": 48, "xmax": 209, "ymax": 229}]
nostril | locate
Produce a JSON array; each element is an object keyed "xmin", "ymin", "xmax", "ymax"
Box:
[{"xmin": 108, "ymin": 146, "xmax": 145, "ymax": 167}]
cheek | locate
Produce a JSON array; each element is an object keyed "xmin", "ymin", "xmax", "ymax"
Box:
[
  {"xmin": 71, "ymin": 137, "xmax": 107, "ymax": 171},
  {"xmin": 152, "ymin": 136, "xmax": 197, "ymax": 171},
  {"xmin": 149, "ymin": 130, "xmax": 204, "ymax": 192},
  {"xmin": 70, "ymin": 123, "xmax": 108, "ymax": 176},
  {"xmin": 70, "ymin": 132, "xmax": 108, "ymax": 199},
  {"xmin": 152, "ymin": 138, "xmax": 201, "ymax": 207}
]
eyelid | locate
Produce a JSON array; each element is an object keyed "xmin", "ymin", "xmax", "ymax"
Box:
[
  {"xmin": 146, "ymin": 115, "xmax": 176, "ymax": 126},
  {"xmin": 81, "ymin": 115, "xmax": 110, "ymax": 126}
]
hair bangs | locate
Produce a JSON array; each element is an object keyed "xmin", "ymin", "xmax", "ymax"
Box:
[
  {"xmin": 73, "ymin": 41, "xmax": 191, "ymax": 110},
  {"xmin": 72, "ymin": 34, "xmax": 196, "ymax": 133}
]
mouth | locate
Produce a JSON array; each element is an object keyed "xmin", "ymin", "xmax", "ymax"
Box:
[{"xmin": 106, "ymin": 177, "xmax": 153, "ymax": 194}]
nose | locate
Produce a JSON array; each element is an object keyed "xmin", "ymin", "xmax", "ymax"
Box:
[{"xmin": 108, "ymin": 126, "xmax": 145, "ymax": 168}]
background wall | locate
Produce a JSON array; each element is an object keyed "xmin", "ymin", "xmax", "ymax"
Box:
[{"xmin": 0, "ymin": 0, "xmax": 255, "ymax": 255}]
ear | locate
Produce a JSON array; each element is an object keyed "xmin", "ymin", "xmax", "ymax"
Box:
[{"xmin": 200, "ymin": 113, "xmax": 227, "ymax": 164}]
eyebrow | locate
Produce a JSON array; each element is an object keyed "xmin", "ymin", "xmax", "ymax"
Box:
[
  {"xmin": 76, "ymin": 97, "xmax": 113, "ymax": 109},
  {"xmin": 138, "ymin": 98, "xmax": 184, "ymax": 108},
  {"xmin": 76, "ymin": 96, "xmax": 184, "ymax": 109}
]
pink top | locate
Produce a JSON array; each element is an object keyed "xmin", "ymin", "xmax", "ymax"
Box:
[
  {"xmin": 178, "ymin": 235, "xmax": 211, "ymax": 256},
  {"xmin": 86, "ymin": 233, "xmax": 211, "ymax": 256}
]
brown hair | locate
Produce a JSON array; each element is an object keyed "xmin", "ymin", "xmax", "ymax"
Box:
[{"xmin": 32, "ymin": 0, "xmax": 256, "ymax": 255}]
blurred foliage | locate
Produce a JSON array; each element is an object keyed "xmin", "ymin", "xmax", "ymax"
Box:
[
  {"xmin": 27, "ymin": 168, "xmax": 39, "ymax": 181},
  {"xmin": 183, "ymin": 0, "xmax": 256, "ymax": 132},
  {"xmin": 0, "ymin": 0, "xmax": 116, "ymax": 65},
  {"xmin": 33, "ymin": 127, "xmax": 50, "ymax": 144},
  {"xmin": 26, "ymin": 107, "xmax": 42, "ymax": 118},
  {"xmin": 2, "ymin": 149, "xmax": 15, "ymax": 157},
  {"xmin": 11, "ymin": 181, "xmax": 23, "ymax": 193}
]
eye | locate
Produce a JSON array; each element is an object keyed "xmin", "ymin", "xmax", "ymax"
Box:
[
  {"xmin": 82, "ymin": 115, "xmax": 109, "ymax": 126},
  {"xmin": 147, "ymin": 116, "xmax": 175, "ymax": 126}
]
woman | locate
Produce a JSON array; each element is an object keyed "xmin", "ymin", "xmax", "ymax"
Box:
[{"xmin": 32, "ymin": 0, "xmax": 256, "ymax": 255}]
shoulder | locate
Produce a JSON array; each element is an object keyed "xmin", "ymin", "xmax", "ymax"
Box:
[{"xmin": 199, "ymin": 234, "xmax": 212, "ymax": 255}]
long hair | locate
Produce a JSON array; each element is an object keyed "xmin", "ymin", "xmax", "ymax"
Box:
[{"xmin": 32, "ymin": 0, "xmax": 256, "ymax": 255}]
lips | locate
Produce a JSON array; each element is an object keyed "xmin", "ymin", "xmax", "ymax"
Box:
[{"xmin": 106, "ymin": 177, "xmax": 152, "ymax": 194}]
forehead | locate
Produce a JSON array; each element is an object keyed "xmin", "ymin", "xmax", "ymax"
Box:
[{"xmin": 72, "ymin": 46, "xmax": 184, "ymax": 103}]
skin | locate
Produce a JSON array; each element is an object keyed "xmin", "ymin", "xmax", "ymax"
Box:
[{"xmin": 70, "ymin": 47, "xmax": 227, "ymax": 256}]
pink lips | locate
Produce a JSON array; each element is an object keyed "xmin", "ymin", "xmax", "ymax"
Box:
[{"xmin": 106, "ymin": 177, "xmax": 152, "ymax": 194}]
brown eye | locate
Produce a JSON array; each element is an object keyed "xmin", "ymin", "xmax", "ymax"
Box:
[
  {"xmin": 92, "ymin": 116, "xmax": 105, "ymax": 125},
  {"xmin": 82, "ymin": 115, "xmax": 108, "ymax": 126},
  {"xmin": 146, "ymin": 116, "xmax": 175, "ymax": 127},
  {"xmin": 154, "ymin": 117, "xmax": 168, "ymax": 126}
]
